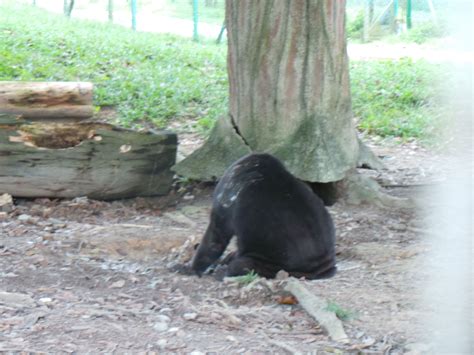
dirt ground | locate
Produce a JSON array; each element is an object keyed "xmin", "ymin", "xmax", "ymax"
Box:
[{"xmin": 0, "ymin": 135, "xmax": 450, "ymax": 354}]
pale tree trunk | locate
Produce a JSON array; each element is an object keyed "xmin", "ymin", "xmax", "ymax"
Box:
[
  {"xmin": 175, "ymin": 0, "xmax": 388, "ymax": 200},
  {"xmin": 64, "ymin": 0, "xmax": 74, "ymax": 17}
]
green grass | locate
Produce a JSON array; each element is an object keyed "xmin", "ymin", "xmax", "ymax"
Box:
[
  {"xmin": 231, "ymin": 270, "xmax": 259, "ymax": 285},
  {"xmin": 0, "ymin": 3, "xmax": 445, "ymax": 140},
  {"xmin": 0, "ymin": 2, "xmax": 227, "ymax": 130},
  {"xmin": 351, "ymin": 58, "xmax": 446, "ymax": 140},
  {"xmin": 325, "ymin": 301, "xmax": 356, "ymax": 321}
]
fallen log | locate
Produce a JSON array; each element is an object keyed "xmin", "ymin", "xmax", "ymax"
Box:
[
  {"xmin": 0, "ymin": 114, "xmax": 177, "ymax": 199},
  {"xmin": 0, "ymin": 81, "xmax": 93, "ymax": 120}
]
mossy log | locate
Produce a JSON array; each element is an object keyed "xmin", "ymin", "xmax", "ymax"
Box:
[
  {"xmin": 0, "ymin": 81, "xmax": 93, "ymax": 120},
  {"xmin": 0, "ymin": 114, "xmax": 177, "ymax": 200}
]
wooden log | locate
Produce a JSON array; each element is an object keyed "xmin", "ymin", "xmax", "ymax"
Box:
[
  {"xmin": 0, "ymin": 114, "xmax": 177, "ymax": 200},
  {"xmin": 0, "ymin": 81, "xmax": 93, "ymax": 120}
]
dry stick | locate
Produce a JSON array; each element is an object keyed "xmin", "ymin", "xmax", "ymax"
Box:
[{"xmin": 285, "ymin": 279, "xmax": 349, "ymax": 344}]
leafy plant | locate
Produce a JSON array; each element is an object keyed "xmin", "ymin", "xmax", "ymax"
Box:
[
  {"xmin": 326, "ymin": 301, "xmax": 356, "ymax": 321},
  {"xmin": 400, "ymin": 21, "xmax": 448, "ymax": 44},
  {"xmin": 347, "ymin": 10, "xmax": 364, "ymax": 40},
  {"xmin": 232, "ymin": 270, "xmax": 259, "ymax": 285}
]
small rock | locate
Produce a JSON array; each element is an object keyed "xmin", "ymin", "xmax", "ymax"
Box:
[
  {"xmin": 390, "ymin": 223, "xmax": 407, "ymax": 232},
  {"xmin": 70, "ymin": 196, "xmax": 89, "ymax": 205},
  {"xmin": 153, "ymin": 321, "xmax": 169, "ymax": 332},
  {"xmin": 0, "ymin": 193, "xmax": 13, "ymax": 212},
  {"xmin": 42, "ymin": 234, "xmax": 55, "ymax": 242},
  {"xmin": 0, "ymin": 212, "xmax": 8, "ymax": 221},
  {"xmin": 156, "ymin": 339, "xmax": 167, "ymax": 349},
  {"xmin": 18, "ymin": 214, "xmax": 32, "ymax": 222},
  {"xmin": 405, "ymin": 342, "xmax": 432, "ymax": 353},
  {"xmin": 182, "ymin": 194, "xmax": 195, "ymax": 201},
  {"xmin": 355, "ymin": 331, "xmax": 365, "ymax": 339},
  {"xmin": 109, "ymin": 280, "xmax": 126, "ymax": 289},
  {"xmin": 0, "ymin": 291, "xmax": 36, "ymax": 308},
  {"xmin": 48, "ymin": 218, "xmax": 67, "ymax": 228},
  {"xmin": 39, "ymin": 297, "xmax": 53, "ymax": 304},
  {"xmin": 226, "ymin": 335, "xmax": 237, "ymax": 342},
  {"xmin": 183, "ymin": 312, "xmax": 198, "ymax": 321},
  {"xmin": 156, "ymin": 314, "xmax": 171, "ymax": 323},
  {"xmin": 275, "ymin": 270, "xmax": 289, "ymax": 280}
]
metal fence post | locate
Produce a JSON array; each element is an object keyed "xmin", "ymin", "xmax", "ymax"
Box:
[
  {"xmin": 406, "ymin": 0, "xmax": 412, "ymax": 29},
  {"xmin": 363, "ymin": 0, "xmax": 371, "ymax": 42},
  {"xmin": 108, "ymin": 0, "xmax": 113, "ymax": 22},
  {"xmin": 193, "ymin": 0, "xmax": 199, "ymax": 41},
  {"xmin": 131, "ymin": 0, "xmax": 137, "ymax": 30}
]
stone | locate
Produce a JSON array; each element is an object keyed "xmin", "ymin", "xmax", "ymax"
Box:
[{"xmin": 183, "ymin": 312, "xmax": 198, "ymax": 321}]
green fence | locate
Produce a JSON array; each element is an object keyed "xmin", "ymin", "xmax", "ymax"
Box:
[
  {"xmin": 32, "ymin": 0, "xmax": 455, "ymax": 43},
  {"xmin": 32, "ymin": 0, "xmax": 226, "ymax": 41},
  {"xmin": 346, "ymin": 0, "xmax": 450, "ymax": 42}
]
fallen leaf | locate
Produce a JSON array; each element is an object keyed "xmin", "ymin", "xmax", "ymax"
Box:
[{"xmin": 277, "ymin": 295, "xmax": 298, "ymax": 305}]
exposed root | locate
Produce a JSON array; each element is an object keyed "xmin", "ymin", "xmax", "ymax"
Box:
[
  {"xmin": 357, "ymin": 137, "xmax": 385, "ymax": 171},
  {"xmin": 339, "ymin": 171, "xmax": 415, "ymax": 208}
]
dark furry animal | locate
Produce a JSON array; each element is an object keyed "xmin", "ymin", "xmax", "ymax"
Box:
[{"xmin": 191, "ymin": 153, "xmax": 336, "ymax": 279}]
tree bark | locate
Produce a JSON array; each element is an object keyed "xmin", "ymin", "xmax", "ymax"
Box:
[
  {"xmin": 0, "ymin": 114, "xmax": 177, "ymax": 200},
  {"xmin": 175, "ymin": 0, "xmax": 360, "ymax": 183},
  {"xmin": 0, "ymin": 82, "xmax": 93, "ymax": 120}
]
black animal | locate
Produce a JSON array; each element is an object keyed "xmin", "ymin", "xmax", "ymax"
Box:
[{"xmin": 191, "ymin": 153, "xmax": 336, "ymax": 279}]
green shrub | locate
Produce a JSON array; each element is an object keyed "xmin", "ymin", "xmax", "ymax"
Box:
[
  {"xmin": 347, "ymin": 10, "xmax": 365, "ymax": 40},
  {"xmin": 401, "ymin": 21, "xmax": 448, "ymax": 44}
]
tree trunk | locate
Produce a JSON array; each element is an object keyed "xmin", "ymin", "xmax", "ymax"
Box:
[
  {"xmin": 0, "ymin": 82, "xmax": 93, "ymax": 120},
  {"xmin": 175, "ymin": 0, "xmax": 360, "ymax": 183},
  {"xmin": 0, "ymin": 114, "xmax": 177, "ymax": 200}
]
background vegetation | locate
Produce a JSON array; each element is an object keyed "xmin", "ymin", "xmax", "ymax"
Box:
[{"xmin": 1, "ymin": 3, "xmax": 447, "ymax": 140}]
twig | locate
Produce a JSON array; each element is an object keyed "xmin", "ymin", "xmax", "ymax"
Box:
[{"xmin": 285, "ymin": 279, "xmax": 349, "ymax": 344}]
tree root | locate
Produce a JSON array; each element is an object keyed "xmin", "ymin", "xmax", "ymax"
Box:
[
  {"xmin": 357, "ymin": 137, "xmax": 385, "ymax": 171},
  {"xmin": 338, "ymin": 171, "xmax": 415, "ymax": 209}
]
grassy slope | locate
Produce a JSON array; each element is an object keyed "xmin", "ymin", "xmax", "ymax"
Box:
[
  {"xmin": 0, "ymin": 3, "xmax": 445, "ymax": 139},
  {"xmin": 351, "ymin": 59, "xmax": 445, "ymax": 139},
  {"xmin": 0, "ymin": 3, "xmax": 227, "ymax": 130}
]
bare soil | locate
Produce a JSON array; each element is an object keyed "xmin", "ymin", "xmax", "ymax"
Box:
[{"xmin": 0, "ymin": 137, "xmax": 447, "ymax": 354}]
